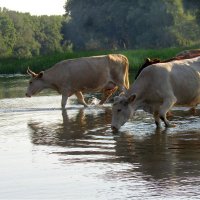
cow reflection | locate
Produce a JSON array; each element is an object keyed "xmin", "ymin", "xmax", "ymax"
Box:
[
  {"xmin": 28, "ymin": 108, "xmax": 112, "ymax": 146},
  {"xmin": 114, "ymin": 127, "xmax": 200, "ymax": 181}
]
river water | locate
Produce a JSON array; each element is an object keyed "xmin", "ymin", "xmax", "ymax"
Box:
[{"xmin": 0, "ymin": 76, "xmax": 200, "ymax": 200}]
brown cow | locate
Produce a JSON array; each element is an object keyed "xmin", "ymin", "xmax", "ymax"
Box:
[
  {"xmin": 135, "ymin": 50, "xmax": 200, "ymax": 80},
  {"xmin": 176, "ymin": 49, "xmax": 200, "ymax": 57},
  {"xmin": 26, "ymin": 54, "xmax": 129, "ymax": 109},
  {"xmin": 111, "ymin": 56, "xmax": 200, "ymax": 131}
]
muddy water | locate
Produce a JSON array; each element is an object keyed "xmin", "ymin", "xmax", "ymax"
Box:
[{"xmin": 0, "ymin": 76, "xmax": 200, "ymax": 199}]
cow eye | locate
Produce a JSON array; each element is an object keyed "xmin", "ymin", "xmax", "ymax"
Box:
[
  {"xmin": 29, "ymin": 81, "xmax": 32, "ymax": 85},
  {"xmin": 117, "ymin": 109, "xmax": 121, "ymax": 112}
]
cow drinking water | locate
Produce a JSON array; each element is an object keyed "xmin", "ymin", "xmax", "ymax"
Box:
[{"xmin": 111, "ymin": 56, "xmax": 200, "ymax": 131}]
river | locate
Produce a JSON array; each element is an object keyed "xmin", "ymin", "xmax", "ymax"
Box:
[{"xmin": 0, "ymin": 76, "xmax": 200, "ymax": 199}]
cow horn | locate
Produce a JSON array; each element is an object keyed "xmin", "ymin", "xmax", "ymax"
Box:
[
  {"xmin": 146, "ymin": 58, "xmax": 151, "ymax": 62},
  {"xmin": 27, "ymin": 67, "xmax": 37, "ymax": 77}
]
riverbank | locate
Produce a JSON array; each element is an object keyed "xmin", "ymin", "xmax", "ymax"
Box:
[{"xmin": 0, "ymin": 47, "xmax": 190, "ymax": 74}]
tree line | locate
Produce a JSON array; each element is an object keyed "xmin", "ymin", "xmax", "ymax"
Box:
[
  {"xmin": 64, "ymin": 0, "xmax": 200, "ymax": 50},
  {"xmin": 0, "ymin": 0, "xmax": 200, "ymax": 58},
  {"xmin": 0, "ymin": 8, "xmax": 67, "ymax": 58}
]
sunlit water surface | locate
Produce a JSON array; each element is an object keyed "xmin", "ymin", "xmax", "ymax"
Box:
[{"xmin": 0, "ymin": 76, "xmax": 200, "ymax": 199}]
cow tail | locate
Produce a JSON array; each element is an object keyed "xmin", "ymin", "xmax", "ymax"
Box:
[{"xmin": 124, "ymin": 56, "xmax": 130, "ymax": 89}]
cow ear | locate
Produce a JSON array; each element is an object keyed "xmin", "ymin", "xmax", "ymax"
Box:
[
  {"xmin": 128, "ymin": 94, "xmax": 136, "ymax": 103},
  {"xmin": 37, "ymin": 71, "xmax": 44, "ymax": 79}
]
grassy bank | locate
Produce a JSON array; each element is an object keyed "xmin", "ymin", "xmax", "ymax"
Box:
[{"xmin": 0, "ymin": 47, "xmax": 189, "ymax": 74}]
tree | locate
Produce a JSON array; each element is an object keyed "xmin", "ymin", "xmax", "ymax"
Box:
[
  {"xmin": 35, "ymin": 16, "xmax": 64, "ymax": 54},
  {"xmin": 0, "ymin": 8, "xmax": 65, "ymax": 58},
  {"xmin": 166, "ymin": 0, "xmax": 200, "ymax": 46},
  {"xmin": 0, "ymin": 10, "xmax": 16, "ymax": 57},
  {"xmin": 7, "ymin": 11, "xmax": 40, "ymax": 58},
  {"xmin": 64, "ymin": 0, "xmax": 200, "ymax": 50}
]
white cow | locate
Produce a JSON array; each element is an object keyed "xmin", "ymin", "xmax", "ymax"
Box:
[
  {"xmin": 26, "ymin": 54, "xmax": 129, "ymax": 108},
  {"xmin": 111, "ymin": 56, "xmax": 200, "ymax": 131}
]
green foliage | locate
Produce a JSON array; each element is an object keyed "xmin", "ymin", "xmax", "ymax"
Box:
[
  {"xmin": 0, "ymin": 11, "xmax": 16, "ymax": 57},
  {"xmin": 36, "ymin": 16, "xmax": 64, "ymax": 54},
  {"xmin": 0, "ymin": 8, "xmax": 66, "ymax": 58},
  {"xmin": 64, "ymin": 0, "xmax": 200, "ymax": 50},
  {"xmin": 0, "ymin": 48, "xmax": 187, "ymax": 74},
  {"xmin": 0, "ymin": 0, "xmax": 200, "ymax": 62}
]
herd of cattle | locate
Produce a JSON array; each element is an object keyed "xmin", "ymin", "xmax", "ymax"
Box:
[{"xmin": 26, "ymin": 49, "xmax": 200, "ymax": 131}]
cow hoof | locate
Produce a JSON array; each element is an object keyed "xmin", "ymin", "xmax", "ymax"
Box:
[
  {"xmin": 111, "ymin": 126, "xmax": 119, "ymax": 133},
  {"xmin": 166, "ymin": 123, "xmax": 176, "ymax": 128},
  {"xmin": 155, "ymin": 121, "xmax": 161, "ymax": 128},
  {"xmin": 155, "ymin": 125, "xmax": 161, "ymax": 130},
  {"xmin": 188, "ymin": 107, "xmax": 196, "ymax": 115}
]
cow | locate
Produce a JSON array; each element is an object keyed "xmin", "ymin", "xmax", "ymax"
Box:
[
  {"xmin": 135, "ymin": 58, "xmax": 160, "ymax": 80},
  {"xmin": 176, "ymin": 49, "xmax": 200, "ymax": 57},
  {"xmin": 135, "ymin": 51, "xmax": 200, "ymax": 80},
  {"xmin": 111, "ymin": 56, "xmax": 200, "ymax": 132},
  {"xmin": 26, "ymin": 54, "xmax": 129, "ymax": 109},
  {"xmin": 134, "ymin": 53, "xmax": 200, "ymax": 115}
]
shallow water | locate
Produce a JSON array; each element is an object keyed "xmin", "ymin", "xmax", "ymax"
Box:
[{"xmin": 0, "ymin": 76, "xmax": 200, "ymax": 199}]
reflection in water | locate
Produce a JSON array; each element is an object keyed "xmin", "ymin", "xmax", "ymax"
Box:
[
  {"xmin": 2, "ymin": 75, "xmax": 200, "ymax": 199},
  {"xmin": 28, "ymin": 107, "xmax": 200, "ymax": 183},
  {"xmin": 28, "ymin": 108, "xmax": 112, "ymax": 147}
]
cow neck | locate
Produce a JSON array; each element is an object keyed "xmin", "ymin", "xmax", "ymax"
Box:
[{"xmin": 43, "ymin": 68, "xmax": 60, "ymax": 93}]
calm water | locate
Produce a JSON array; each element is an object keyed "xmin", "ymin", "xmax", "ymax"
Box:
[{"xmin": 0, "ymin": 76, "xmax": 200, "ymax": 200}]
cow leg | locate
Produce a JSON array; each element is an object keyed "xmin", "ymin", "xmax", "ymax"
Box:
[
  {"xmin": 61, "ymin": 95, "xmax": 68, "ymax": 109},
  {"xmin": 118, "ymin": 85, "xmax": 126, "ymax": 95},
  {"xmin": 99, "ymin": 87, "xmax": 118, "ymax": 105},
  {"xmin": 159, "ymin": 96, "xmax": 177, "ymax": 127},
  {"xmin": 61, "ymin": 88, "xmax": 72, "ymax": 109},
  {"xmin": 188, "ymin": 106, "xmax": 196, "ymax": 115},
  {"xmin": 75, "ymin": 91, "xmax": 88, "ymax": 107},
  {"xmin": 99, "ymin": 89, "xmax": 111, "ymax": 105},
  {"xmin": 153, "ymin": 111, "xmax": 161, "ymax": 128}
]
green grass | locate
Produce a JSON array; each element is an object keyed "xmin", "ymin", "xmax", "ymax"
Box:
[{"xmin": 0, "ymin": 47, "xmax": 192, "ymax": 74}]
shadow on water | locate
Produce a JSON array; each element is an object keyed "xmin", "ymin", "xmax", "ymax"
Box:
[
  {"xmin": 28, "ymin": 107, "xmax": 113, "ymax": 147},
  {"xmin": 28, "ymin": 106, "xmax": 200, "ymax": 183}
]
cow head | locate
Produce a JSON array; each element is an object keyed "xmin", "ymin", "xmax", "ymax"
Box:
[
  {"xmin": 26, "ymin": 68, "xmax": 45, "ymax": 97},
  {"xmin": 111, "ymin": 94, "xmax": 136, "ymax": 132}
]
